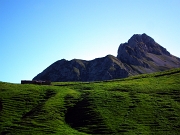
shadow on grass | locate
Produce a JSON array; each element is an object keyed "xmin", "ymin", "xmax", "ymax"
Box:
[
  {"xmin": 0, "ymin": 98, "xmax": 2, "ymax": 112},
  {"xmin": 65, "ymin": 93, "xmax": 112, "ymax": 134},
  {"xmin": 22, "ymin": 89, "xmax": 56, "ymax": 118}
]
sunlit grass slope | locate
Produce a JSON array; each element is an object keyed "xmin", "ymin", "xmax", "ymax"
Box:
[{"xmin": 0, "ymin": 68, "xmax": 180, "ymax": 135}]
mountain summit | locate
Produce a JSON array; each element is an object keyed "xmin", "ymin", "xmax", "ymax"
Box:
[
  {"xmin": 117, "ymin": 33, "xmax": 180, "ymax": 73},
  {"xmin": 33, "ymin": 34, "xmax": 180, "ymax": 82}
]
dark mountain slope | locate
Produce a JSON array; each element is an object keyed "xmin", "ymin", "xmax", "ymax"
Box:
[
  {"xmin": 33, "ymin": 33, "xmax": 180, "ymax": 81},
  {"xmin": 33, "ymin": 55, "xmax": 129, "ymax": 81}
]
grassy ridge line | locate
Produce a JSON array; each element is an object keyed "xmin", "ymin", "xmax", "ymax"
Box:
[
  {"xmin": 52, "ymin": 68, "xmax": 180, "ymax": 86},
  {"xmin": 104, "ymin": 67, "xmax": 180, "ymax": 82},
  {"xmin": 0, "ymin": 68, "xmax": 180, "ymax": 134}
]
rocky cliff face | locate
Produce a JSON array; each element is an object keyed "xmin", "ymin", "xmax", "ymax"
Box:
[
  {"xmin": 117, "ymin": 33, "xmax": 180, "ymax": 74},
  {"xmin": 33, "ymin": 33, "xmax": 180, "ymax": 82}
]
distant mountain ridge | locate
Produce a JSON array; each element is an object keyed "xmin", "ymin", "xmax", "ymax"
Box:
[{"xmin": 33, "ymin": 33, "xmax": 180, "ymax": 82}]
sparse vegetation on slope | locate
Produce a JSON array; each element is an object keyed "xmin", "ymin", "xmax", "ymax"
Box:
[{"xmin": 1, "ymin": 68, "xmax": 180, "ymax": 134}]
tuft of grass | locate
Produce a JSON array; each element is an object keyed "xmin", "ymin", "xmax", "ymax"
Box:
[{"xmin": 0, "ymin": 68, "xmax": 180, "ymax": 134}]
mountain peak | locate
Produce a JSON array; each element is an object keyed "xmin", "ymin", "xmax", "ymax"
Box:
[
  {"xmin": 117, "ymin": 33, "xmax": 179, "ymax": 69},
  {"xmin": 117, "ymin": 33, "xmax": 171, "ymax": 59},
  {"xmin": 33, "ymin": 34, "xmax": 180, "ymax": 82},
  {"xmin": 127, "ymin": 33, "xmax": 155, "ymax": 48}
]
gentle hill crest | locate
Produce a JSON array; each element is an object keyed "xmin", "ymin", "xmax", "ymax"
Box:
[{"xmin": 33, "ymin": 33, "xmax": 180, "ymax": 82}]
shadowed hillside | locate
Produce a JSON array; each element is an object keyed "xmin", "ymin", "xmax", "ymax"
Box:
[{"xmin": 1, "ymin": 68, "xmax": 180, "ymax": 134}]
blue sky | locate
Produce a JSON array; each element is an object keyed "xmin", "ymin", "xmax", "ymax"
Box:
[{"xmin": 0, "ymin": 0, "xmax": 180, "ymax": 83}]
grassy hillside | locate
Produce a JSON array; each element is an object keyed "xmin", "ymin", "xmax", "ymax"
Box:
[{"xmin": 1, "ymin": 68, "xmax": 180, "ymax": 135}]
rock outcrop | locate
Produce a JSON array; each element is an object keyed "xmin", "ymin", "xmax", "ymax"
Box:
[
  {"xmin": 117, "ymin": 33, "xmax": 180, "ymax": 74},
  {"xmin": 33, "ymin": 33, "xmax": 180, "ymax": 82}
]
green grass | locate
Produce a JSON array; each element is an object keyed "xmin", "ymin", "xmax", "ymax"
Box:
[{"xmin": 1, "ymin": 68, "xmax": 180, "ymax": 134}]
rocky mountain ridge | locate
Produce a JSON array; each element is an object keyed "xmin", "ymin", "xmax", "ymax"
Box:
[{"xmin": 33, "ymin": 33, "xmax": 180, "ymax": 82}]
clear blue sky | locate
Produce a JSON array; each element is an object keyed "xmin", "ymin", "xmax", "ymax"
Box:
[{"xmin": 0, "ymin": 0, "xmax": 180, "ymax": 83}]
